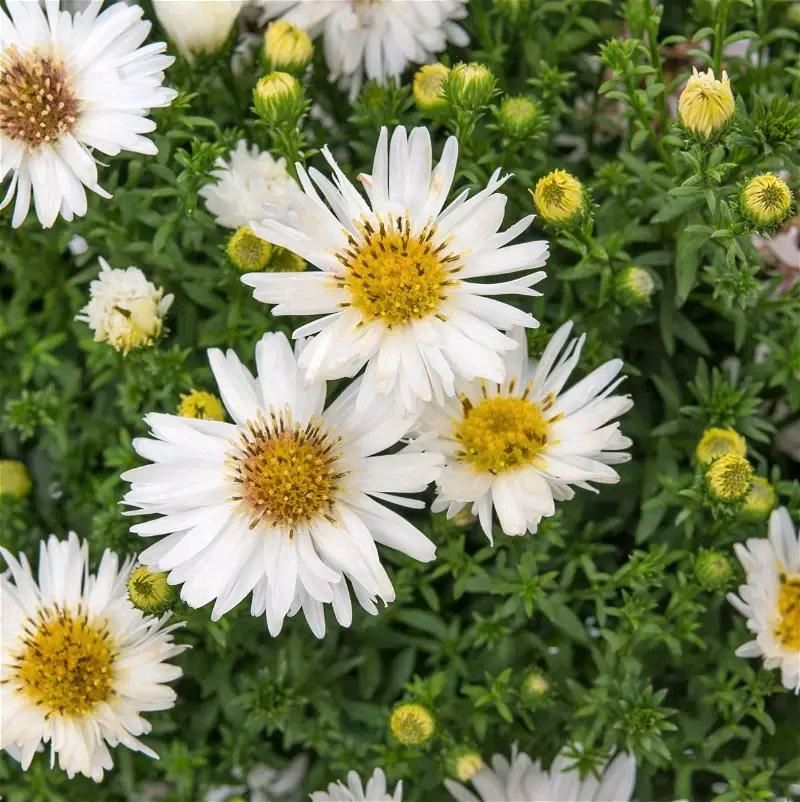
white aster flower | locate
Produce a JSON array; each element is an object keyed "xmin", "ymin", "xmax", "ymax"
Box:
[
  {"xmin": 122, "ymin": 332, "xmax": 443, "ymax": 638},
  {"xmin": 0, "ymin": 533, "xmax": 184, "ymax": 782},
  {"xmin": 243, "ymin": 125, "xmax": 549, "ymax": 413},
  {"xmin": 260, "ymin": 0, "xmax": 468, "ymax": 98},
  {"xmin": 1, "ymin": 0, "xmax": 176, "ymax": 229},
  {"xmin": 152, "ymin": 0, "xmax": 245, "ymax": 64},
  {"xmin": 76, "ymin": 257, "xmax": 173, "ymax": 355},
  {"xmin": 311, "ymin": 768, "xmax": 402, "ymax": 802},
  {"xmin": 445, "ymin": 745, "xmax": 636, "ymax": 802},
  {"xmin": 728, "ymin": 506, "xmax": 800, "ymax": 693},
  {"xmin": 416, "ymin": 323, "xmax": 632, "ymax": 540},
  {"xmin": 199, "ymin": 139, "xmax": 296, "ymax": 230}
]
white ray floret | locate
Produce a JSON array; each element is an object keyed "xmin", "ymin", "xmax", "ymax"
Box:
[
  {"xmin": 122, "ymin": 332, "xmax": 444, "ymax": 638},
  {"xmin": 728, "ymin": 506, "xmax": 800, "ymax": 693},
  {"xmin": 243, "ymin": 125, "xmax": 549, "ymax": 413},
  {"xmin": 311, "ymin": 767, "xmax": 402, "ymax": 802},
  {"xmin": 0, "ymin": 533, "xmax": 184, "ymax": 781},
  {"xmin": 0, "ymin": 0, "xmax": 176, "ymax": 228},
  {"xmin": 445, "ymin": 745, "xmax": 636, "ymax": 802},
  {"xmin": 416, "ymin": 323, "xmax": 632, "ymax": 540}
]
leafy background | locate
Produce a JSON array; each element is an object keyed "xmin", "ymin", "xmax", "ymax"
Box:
[{"xmin": 1, "ymin": 0, "xmax": 799, "ymax": 800}]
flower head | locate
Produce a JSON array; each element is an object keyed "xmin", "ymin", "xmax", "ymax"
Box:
[
  {"xmin": 532, "ymin": 169, "xmax": 585, "ymax": 225},
  {"xmin": 729, "ymin": 507, "xmax": 800, "ymax": 692},
  {"xmin": 270, "ymin": 246, "xmax": 306, "ymax": 272},
  {"xmin": 311, "ymin": 768, "xmax": 402, "ymax": 802},
  {"xmin": 264, "ymin": 20, "xmax": 313, "ymax": 72},
  {"xmin": 227, "ymin": 227, "xmax": 274, "ymax": 272},
  {"xmin": 178, "ymin": 390, "xmax": 226, "ymax": 422},
  {"xmin": 446, "ymin": 62, "xmax": 496, "ymax": 110},
  {"xmin": 253, "ymin": 71, "xmax": 305, "ymax": 126},
  {"xmin": 123, "ymin": 333, "xmax": 443, "ymax": 638},
  {"xmin": 153, "ymin": 0, "xmax": 244, "ymax": 63},
  {"xmin": 695, "ymin": 427, "xmax": 747, "ymax": 463},
  {"xmin": 413, "ymin": 63, "xmax": 450, "ymax": 113},
  {"xmin": 389, "ymin": 703, "xmax": 435, "ymax": 745},
  {"xmin": 705, "ymin": 453, "xmax": 753, "ymax": 501},
  {"xmin": 127, "ymin": 565, "xmax": 176, "ymax": 615},
  {"xmin": 416, "ymin": 324, "xmax": 632, "ymax": 541},
  {"xmin": 243, "ymin": 125, "xmax": 549, "ymax": 413},
  {"xmin": 741, "ymin": 173, "xmax": 793, "ymax": 229},
  {"xmin": 0, "ymin": 533, "xmax": 183, "ymax": 781},
  {"xmin": 0, "ymin": 459, "xmax": 31, "ymax": 499},
  {"xmin": 742, "ymin": 476, "xmax": 776, "ymax": 520},
  {"xmin": 199, "ymin": 140, "xmax": 295, "ymax": 230},
  {"xmin": 0, "ymin": 2, "xmax": 176, "ymax": 228},
  {"xmin": 616, "ymin": 266, "xmax": 655, "ymax": 306},
  {"xmin": 678, "ymin": 67, "xmax": 735, "ymax": 138},
  {"xmin": 76, "ymin": 258, "xmax": 173, "ymax": 355}
]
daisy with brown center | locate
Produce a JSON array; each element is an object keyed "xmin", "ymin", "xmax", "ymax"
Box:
[
  {"xmin": 122, "ymin": 332, "xmax": 443, "ymax": 638},
  {"xmin": 243, "ymin": 125, "xmax": 549, "ymax": 413},
  {"xmin": 728, "ymin": 506, "xmax": 800, "ymax": 693},
  {"xmin": 0, "ymin": 0, "xmax": 176, "ymax": 228},
  {"xmin": 415, "ymin": 324, "xmax": 632, "ymax": 540},
  {"xmin": 0, "ymin": 533, "xmax": 184, "ymax": 781}
]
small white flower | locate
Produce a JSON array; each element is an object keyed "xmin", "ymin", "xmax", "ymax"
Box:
[
  {"xmin": 728, "ymin": 506, "xmax": 800, "ymax": 693},
  {"xmin": 259, "ymin": 0, "xmax": 469, "ymax": 98},
  {"xmin": 199, "ymin": 139, "xmax": 296, "ymax": 230},
  {"xmin": 152, "ymin": 0, "xmax": 245, "ymax": 64},
  {"xmin": 311, "ymin": 768, "xmax": 402, "ymax": 802},
  {"xmin": 122, "ymin": 332, "xmax": 443, "ymax": 638},
  {"xmin": 244, "ymin": 125, "xmax": 549, "ymax": 413},
  {"xmin": 1, "ymin": 0, "xmax": 176, "ymax": 228},
  {"xmin": 76, "ymin": 257, "xmax": 173, "ymax": 354},
  {"xmin": 0, "ymin": 533, "xmax": 184, "ymax": 782},
  {"xmin": 416, "ymin": 323, "xmax": 632, "ymax": 540},
  {"xmin": 445, "ymin": 745, "xmax": 637, "ymax": 802}
]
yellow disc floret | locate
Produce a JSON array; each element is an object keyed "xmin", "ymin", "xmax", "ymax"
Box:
[
  {"xmin": 775, "ymin": 575, "xmax": 800, "ymax": 651},
  {"xmin": 705, "ymin": 453, "xmax": 753, "ymax": 501},
  {"xmin": 678, "ymin": 67, "xmax": 735, "ymax": 138},
  {"xmin": 11, "ymin": 607, "xmax": 115, "ymax": 717},
  {"xmin": 454, "ymin": 395, "xmax": 550, "ymax": 475},
  {"xmin": 227, "ymin": 226, "xmax": 274, "ymax": 272},
  {"xmin": 339, "ymin": 216, "xmax": 455, "ymax": 328},
  {"xmin": 695, "ymin": 427, "xmax": 746, "ymax": 463},
  {"xmin": 531, "ymin": 169, "xmax": 584, "ymax": 224},
  {"xmin": 178, "ymin": 389, "xmax": 226, "ymax": 421},
  {"xmin": 741, "ymin": 173, "xmax": 793, "ymax": 228},
  {"xmin": 231, "ymin": 411, "xmax": 343, "ymax": 530},
  {"xmin": 390, "ymin": 703, "xmax": 435, "ymax": 745}
]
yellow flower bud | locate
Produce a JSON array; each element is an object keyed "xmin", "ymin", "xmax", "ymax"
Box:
[
  {"xmin": 445, "ymin": 62, "xmax": 496, "ymax": 110},
  {"xmin": 531, "ymin": 169, "xmax": 585, "ymax": 225},
  {"xmin": 413, "ymin": 63, "xmax": 450, "ymax": 113},
  {"xmin": 253, "ymin": 72, "xmax": 305, "ymax": 126},
  {"xmin": 127, "ymin": 565, "xmax": 176, "ymax": 615},
  {"xmin": 178, "ymin": 390, "xmax": 226, "ymax": 422},
  {"xmin": 389, "ymin": 702, "xmax": 435, "ymax": 745},
  {"xmin": 678, "ymin": 67, "xmax": 735, "ymax": 138},
  {"xmin": 264, "ymin": 20, "xmax": 313, "ymax": 73},
  {"xmin": 705, "ymin": 453, "xmax": 753, "ymax": 501},
  {"xmin": 0, "ymin": 460, "xmax": 32, "ymax": 500},
  {"xmin": 616, "ymin": 266, "xmax": 655, "ymax": 306},
  {"xmin": 226, "ymin": 226, "xmax": 274, "ymax": 272},
  {"xmin": 447, "ymin": 747, "xmax": 484, "ymax": 781},
  {"xmin": 695, "ymin": 427, "xmax": 746, "ymax": 463},
  {"xmin": 741, "ymin": 173, "xmax": 793, "ymax": 229},
  {"xmin": 742, "ymin": 476, "xmax": 775, "ymax": 520},
  {"xmin": 270, "ymin": 246, "xmax": 306, "ymax": 273}
]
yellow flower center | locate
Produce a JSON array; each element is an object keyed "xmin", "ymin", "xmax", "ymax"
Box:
[
  {"xmin": 338, "ymin": 217, "xmax": 456, "ymax": 328},
  {"xmin": 230, "ymin": 411, "xmax": 344, "ymax": 530},
  {"xmin": 454, "ymin": 394, "xmax": 551, "ymax": 475},
  {"xmin": 11, "ymin": 607, "xmax": 115, "ymax": 717},
  {"xmin": 227, "ymin": 227, "xmax": 273, "ymax": 272},
  {"xmin": 705, "ymin": 453, "xmax": 753, "ymax": 500},
  {"xmin": 178, "ymin": 389, "xmax": 226, "ymax": 421},
  {"xmin": 0, "ymin": 49, "xmax": 78, "ymax": 148},
  {"xmin": 775, "ymin": 575, "xmax": 800, "ymax": 651},
  {"xmin": 678, "ymin": 68, "xmax": 734, "ymax": 137},
  {"xmin": 532, "ymin": 170, "xmax": 583, "ymax": 223},
  {"xmin": 390, "ymin": 703, "xmax": 435, "ymax": 745}
]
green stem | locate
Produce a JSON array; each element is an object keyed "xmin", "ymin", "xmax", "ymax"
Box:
[{"xmin": 712, "ymin": 0, "xmax": 731, "ymax": 76}]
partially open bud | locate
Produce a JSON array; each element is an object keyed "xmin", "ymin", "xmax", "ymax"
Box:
[
  {"xmin": 253, "ymin": 72, "xmax": 305, "ymax": 127},
  {"xmin": 705, "ymin": 454, "xmax": 753, "ymax": 502},
  {"xmin": 740, "ymin": 173, "xmax": 793, "ymax": 230},
  {"xmin": 413, "ymin": 63, "xmax": 450, "ymax": 114},
  {"xmin": 127, "ymin": 565, "xmax": 176, "ymax": 615},
  {"xmin": 264, "ymin": 20, "xmax": 313, "ymax": 73},
  {"xmin": 616, "ymin": 266, "xmax": 655, "ymax": 306},
  {"xmin": 445, "ymin": 62, "xmax": 496, "ymax": 111},
  {"xmin": 531, "ymin": 169, "xmax": 585, "ymax": 226},
  {"xmin": 178, "ymin": 390, "xmax": 226, "ymax": 422},
  {"xmin": 446, "ymin": 746, "xmax": 484, "ymax": 781},
  {"xmin": 389, "ymin": 702, "xmax": 435, "ymax": 745},
  {"xmin": 0, "ymin": 460, "xmax": 32, "ymax": 500},
  {"xmin": 678, "ymin": 67, "xmax": 735, "ymax": 139},
  {"xmin": 695, "ymin": 427, "xmax": 746, "ymax": 464},
  {"xmin": 227, "ymin": 226, "xmax": 274, "ymax": 272},
  {"xmin": 270, "ymin": 246, "xmax": 306, "ymax": 273},
  {"xmin": 742, "ymin": 476, "xmax": 776, "ymax": 520}
]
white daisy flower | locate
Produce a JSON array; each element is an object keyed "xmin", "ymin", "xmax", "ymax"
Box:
[
  {"xmin": 199, "ymin": 139, "xmax": 296, "ymax": 230},
  {"xmin": 259, "ymin": 0, "xmax": 468, "ymax": 98},
  {"xmin": 0, "ymin": 533, "xmax": 184, "ymax": 782},
  {"xmin": 0, "ymin": 0, "xmax": 176, "ymax": 229},
  {"xmin": 243, "ymin": 125, "xmax": 549, "ymax": 413},
  {"xmin": 415, "ymin": 323, "xmax": 632, "ymax": 540},
  {"xmin": 728, "ymin": 506, "xmax": 800, "ymax": 693},
  {"xmin": 76, "ymin": 256, "xmax": 174, "ymax": 355},
  {"xmin": 445, "ymin": 745, "xmax": 637, "ymax": 802},
  {"xmin": 311, "ymin": 767, "xmax": 402, "ymax": 802},
  {"xmin": 122, "ymin": 332, "xmax": 443, "ymax": 638}
]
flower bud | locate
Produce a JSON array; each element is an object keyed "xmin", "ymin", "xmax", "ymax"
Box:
[
  {"xmin": 127, "ymin": 565, "xmax": 176, "ymax": 615},
  {"xmin": 178, "ymin": 390, "xmax": 226, "ymax": 422},
  {"xmin": 264, "ymin": 20, "xmax": 313, "ymax": 73},
  {"xmin": 446, "ymin": 746, "xmax": 484, "ymax": 781},
  {"xmin": 742, "ymin": 476, "xmax": 775, "ymax": 520},
  {"xmin": 531, "ymin": 169, "xmax": 585, "ymax": 225},
  {"xmin": 615, "ymin": 266, "xmax": 655, "ymax": 306},
  {"xmin": 520, "ymin": 669, "xmax": 550, "ymax": 703},
  {"xmin": 705, "ymin": 454, "xmax": 753, "ymax": 501},
  {"xmin": 445, "ymin": 62, "xmax": 496, "ymax": 110},
  {"xmin": 227, "ymin": 226, "xmax": 274, "ymax": 272},
  {"xmin": 678, "ymin": 67, "xmax": 734, "ymax": 139},
  {"xmin": 389, "ymin": 702, "xmax": 435, "ymax": 745},
  {"xmin": 0, "ymin": 460, "xmax": 32, "ymax": 500},
  {"xmin": 498, "ymin": 95, "xmax": 540, "ymax": 139},
  {"xmin": 413, "ymin": 63, "xmax": 450, "ymax": 114},
  {"xmin": 253, "ymin": 72, "xmax": 305, "ymax": 127},
  {"xmin": 270, "ymin": 246, "xmax": 306, "ymax": 273},
  {"xmin": 694, "ymin": 549, "xmax": 734, "ymax": 591},
  {"xmin": 153, "ymin": 0, "xmax": 243, "ymax": 64},
  {"xmin": 695, "ymin": 427, "xmax": 746, "ymax": 464},
  {"xmin": 740, "ymin": 173, "xmax": 793, "ymax": 230}
]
